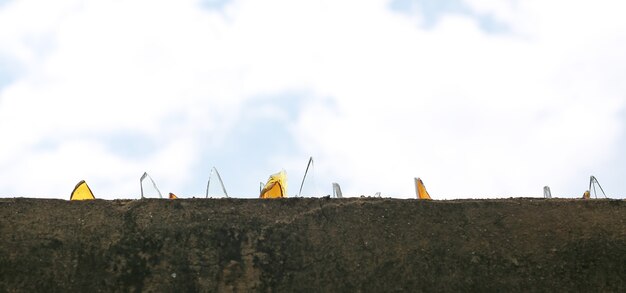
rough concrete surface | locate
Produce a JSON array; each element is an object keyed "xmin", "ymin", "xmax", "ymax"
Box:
[{"xmin": 1, "ymin": 197, "xmax": 625, "ymax": 292}]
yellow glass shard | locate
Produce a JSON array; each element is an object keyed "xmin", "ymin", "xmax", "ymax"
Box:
[
  {"xmin": 70, "ymin": 180, "xmax": 95, "ymax": 201},
  {"xmin": 582, "ymin": 190, "xmax": 590, "ymax": 199},
  {"xmin": 415, "ymin": 177, "xmax": 432, "ymax": 200},
  {"xmin": 169, "ymin": 193, "xmax": 178, "ymax": 199},
  {"xmin": 260, "ymin": 170, "xmax": 287, "ymax": 199}
]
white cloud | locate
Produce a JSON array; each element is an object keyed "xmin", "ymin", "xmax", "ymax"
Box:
[
  {"xmin": 0, "ymin": 0, "xmax": 624, "ymax": 199},
  {"xmin": 288, "ymin": 1, "xmax": 626, "ymax": 198}
]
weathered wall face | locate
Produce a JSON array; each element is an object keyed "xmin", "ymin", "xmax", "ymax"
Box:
[{"xmin": 1, "ymin": 198, "xmax": 625, "ymax": 292}]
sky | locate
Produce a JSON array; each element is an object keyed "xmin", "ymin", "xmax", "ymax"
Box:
[{"xmin": 0, "ymin": 0, "xmax": 625, "ymax": 199}]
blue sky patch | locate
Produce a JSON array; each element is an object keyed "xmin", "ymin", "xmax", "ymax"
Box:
[
  {"xmin": 199, "ymin": 0, "xmax": 231, "ymax": 11},
  {"xmin": 0, "ymin": 0, "xmax": 12, "ymax": 8},
  {"xmin": 475, "ymin": 13, "xmax": 511, "ymax": 34},
  {"xmin": 389, "ymin": 0, "xmax": 510, "ymax": 34},
  {"xmin": 390, "ymin": 0, "xmax": 469, "ymax": 28},
  {"xmin": 187, "ymin": 92, "xmax": 309, "ymax": 196},
  {"xmin": 102, "ymin": 131, "xmax": 158, "ymax": 160},
  {"xmin": 0, "ymin": 55, "xmax": 17, "ymax": 92},
  {"xmin": 29, "ymin": 131, "xmax": 158, "ymax": 161}
]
